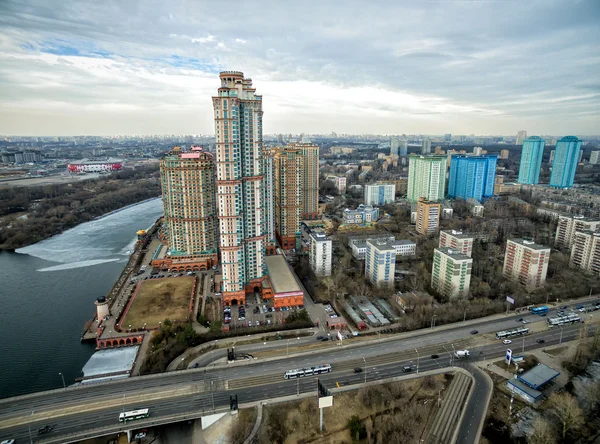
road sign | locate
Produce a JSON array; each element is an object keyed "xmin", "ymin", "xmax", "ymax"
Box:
[
  {"xmin": 505, "ymin": 348, "xmax": 512, "ymax": 365},
  {"xmin": 506, "ymin": 296, "xmax": 515, "ymax": 305}
]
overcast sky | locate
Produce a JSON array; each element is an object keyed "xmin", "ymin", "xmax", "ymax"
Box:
[{"xmin": 0, "ymin": 0, "xmax": 598, "ymax": 136}]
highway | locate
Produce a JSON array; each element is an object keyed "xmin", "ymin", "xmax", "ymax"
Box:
[{"xmin": 0, "ymin": 301, "xmax": 597, "ymax": 443}]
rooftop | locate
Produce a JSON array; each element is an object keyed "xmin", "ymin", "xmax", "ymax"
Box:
[
  {"xmin": 310, "ymin": 230, "xmax": 331, "ymax": 242},
  {"xmin": 517, "ymin": 363, "xmax": 560, "ymax": 389},
  {"xmin": 367, "ymin": 239, "xmax": 396, "ymax": 252},
  {"xmin": 435, "ymin": 247, "xmax": 472, "ymax": 261},
  {"xmin": 508, "ymin": 238, "xmax": 551, "ymax": 251},
  {"xmin": 82, "ymin": 346, "xmax": 139, "ymax": 381},
  {"xmin": 441, "ymin": 230, "xmax": 474, "ymax": 239},
  {"xmin": 391, "ymin": 239, "xmax": 416, "ymax": 246},
  {"xmin": 265, "ymin": 255, "xmax": 302, "ymax": 294}
]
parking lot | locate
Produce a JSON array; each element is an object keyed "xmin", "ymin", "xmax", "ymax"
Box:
[{"xmin": 222, "ymin": 293, "xmax": 306, "ymax": 329}]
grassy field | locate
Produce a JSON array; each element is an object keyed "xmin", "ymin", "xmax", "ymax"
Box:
[
  {"xmin": 122, "ymin": 277, "xmax": 195, "ymax": 328},
  {"xmin": 257, "ymin": 375, "xmax": 448, "ymax": 443}
]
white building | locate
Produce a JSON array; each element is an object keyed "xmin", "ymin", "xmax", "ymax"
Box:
[
  {"xmin": 516, "ymin": 130, "xmax": 527, "ymax": 145},
  {"xmin": 391, "ymin": 240, "xmax": 417, "ymax": 256},
  {"xmin": 326, "ymin": 175, "xmax": 347, "ymax": 194},
  {"xmin": 555, "ymin": 214, "xmax": 600, "ymax": 249},
  {"xmin": 570, "ymin": 230, "xmax": 600, "ymax": 275},
  {"xmin": 364, "ymin": 183, "xmax": 396, "ymax": 206},
  {"xmin": 466, "ymin": 198, "xmax": 484, "ymax": 217},
  {"xmin": 431, "ymin": 248, "xmax": 473, "ymax": 299},
  {"xmin": 590, "ymin": 151, "xmax": 600, "ymax": 165},
  {"xmin": 439, "ymin": 230, "xmax": 474, "ymax": 257},
  {"xmin": 421, "ymin": 139, "xmax": 432, "ymax": 155},
  {"xmin": 309, "ymin": 230, "xmax": 332, "ymax": 276},
  {"xmin": 365, "ymin": 239, "xmax": 396, "ymax": 287},
  {"xmin": 503, "ymin": 239, "xmax": 550, "ymax": 288},
  {"xmin": 473, "ymin": 146, "xmax": 483, "ymax": 156}
]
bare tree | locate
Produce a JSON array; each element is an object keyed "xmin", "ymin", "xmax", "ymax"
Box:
[
  {"xmin": 528, "ymin": 418, "xmax": 557, "ymax": 444},
  {"xmin": 548, "ymin": 392, "xmax": 584, "ymax": 440}
]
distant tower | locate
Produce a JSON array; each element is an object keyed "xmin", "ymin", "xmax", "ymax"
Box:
[
  {"xmin": 390, "ymin": 137, "xmax": 399, "ymax": 156},
  {"xmin": 95, "ymin": 296, "xmax": 110, "ymax": 323},
  {"xmin": 518, "ymin": 136, "xmax": 545, "ymax": 185},
  {"xmin": 399, "ymin": 137, "xmax": 408, "ymax": 156},
  {"xmin": 549, "ymin": 136, "xmax": 582, "ymax": 188},
  {"xmin": 421, "ymin": 139, "xmax": 432, "ymax": 155},
  {"xmin": 516, "ymin": 130, "xmax": 527, "ymax": 145}
]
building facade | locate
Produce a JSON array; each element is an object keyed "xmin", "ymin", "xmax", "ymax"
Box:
[
  {"xmin": 570, "ymin": 230, "xmax": 600, "ymax": 275},
  {"xmin": 415, "ymin": 198, "xmax": 441, "ymax": 235},
  {"xmin": 499, "ymin": 149, "xmax": 510, "ymax": 159},
  {"xmin": 399, "ymin": 138, "xmax": 408, "ymax": 157},
  {"xmin": 516, "ymin": 130, "xmax": 527, "ymax": 145},
  {"xmin": 431, "ymin": 248, "xmax": 473, "ymax": 298},
  {"xmin": 213, "ymin": 71, "xmax": 266, "ymax": 305},
  {"xmin": 295, "ymin": 142, "xmax": 320, "ymax": 220},
  {"xmin": 365, "ymin": 239, "xmax": 396, "ymax": 287},
  {"xmin": 421, "ymin": 140, "xmax": 432, "ymax": 155},
  {"xmin": 503, "ymin": 239, "xmax": 550, "ymax": 288},
  {"xmin": 439, "ymin": 230, "xmax": 474, "ymax": 257},
  {"xmin": 448, "ymin": 155, "xmax": 498, "ymax": 201},
  {"xmin": 407, "ymin": 155, "xmax": 447, "ymax": 202},
  {"xmin": 364, "ymin": 183, "xmax": 396, "ymax": 206},
  {"xmin": 326, "ymin": 175, "xmax": 347, "ymax": 193},
  {"xmin": 555, "ymin": 214, "xmax": 600, "ymax": 249},
  {"xmin": 549, "ymin": 136, "xmax": 582, "ymax": 188},
  {"xmin": 518, "ymin": 136, "xmax": 545, "ymax": 185},
  {"xmin": 342, "ymin": 204, "xmax": 379, "ymax": 226},
  {"xmin": 309, "ymin": 230, "xmax": 332, "ymax": 276},
  {"xmin": 272, "ymin": 147, "xmax": 303, "ymax": 250},
  {"xmin": 590, "ymin": 151, "xmax": 600, "ymax": 165},
  {"xmin": 158, "ymin": 146, "xmax": 219, "ymax": 270}
]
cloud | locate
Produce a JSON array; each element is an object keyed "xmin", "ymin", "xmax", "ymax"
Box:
[{"xmin": 0, "ymin": 0, "xmax": 598, "ymax": 135}]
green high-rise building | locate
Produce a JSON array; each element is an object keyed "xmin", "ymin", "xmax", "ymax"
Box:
[{"xmin": 407, "ymin": 155, "xmax": 447, "ymax": 202}]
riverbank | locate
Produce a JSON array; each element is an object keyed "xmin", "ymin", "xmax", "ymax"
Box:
[{"xmin": 0, "ymin": 165, "xmax": 160, "ymax": 250}]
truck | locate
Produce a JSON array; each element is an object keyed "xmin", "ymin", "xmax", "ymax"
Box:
[{"xmin": 454, "ymin": 350, "xmax": 470, "ymax": 359}]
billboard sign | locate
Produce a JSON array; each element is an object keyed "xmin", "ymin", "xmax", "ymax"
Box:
[
  {"xmin": 505, "ymin": 348, "xmax": 513, "ymax": 365},
  {"xmin": 506, "ymin": 296, "xmax": 515, "ymax": 305}
]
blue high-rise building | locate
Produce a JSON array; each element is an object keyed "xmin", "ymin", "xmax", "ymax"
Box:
[
  {"xmin": 518, "ymin": 136, "xmax": 545, "ymax": 184},
  {"xmin": 448, "ymin": 155, "xmax": 498, "ymax": 201},
  {"xmin": 549, "ymin": 136, "xmax": 582, "ymax": 188}
]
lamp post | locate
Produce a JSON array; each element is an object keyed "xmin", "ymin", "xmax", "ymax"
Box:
[
  {"xmin": 362, "ymin": 357, "xmax": 366, "ymax": 384},
  {"xmin": 286, "ymin": 339, "xmax": 289, "ymax": 358},
  {"xmin": 28, "ymin": 410, "xmax": 34, "ymax": 444},
  {"xmin": 451, "ymin": 344, "xmax": 456, "ymax": 367},
  {"xmin": 431, "ymin": 315, "xmax": 437, "ymax": 330},
  {"xmin": 415, "ymin": 348, "xmax": 419, "ymax": 374},
  {"xmin": 59, "ymin": 372, "xmax": 66, "ymax": 389}
]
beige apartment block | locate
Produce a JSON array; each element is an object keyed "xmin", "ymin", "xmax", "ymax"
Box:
[
  {"xmin": 555, "ymin": 214, "xmax": 600, "ymax": 249},
  {"xmin": 503, "ymin": 239, "xmax": 550, "ymax": 288},
  {"xmin": 439, "ymin": 230, "xmax": 474, "ymax": 257},
  {"xmin": 416, "ymin": 198, "xmax": 441, "ymax": 235}
]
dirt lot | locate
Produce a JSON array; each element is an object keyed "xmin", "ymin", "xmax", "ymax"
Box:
[
  {"xmin": 123, "ymin": 277, "xmax": 195, "ymax": 328},
  {"xmin": 257, "ymin": 375, "xmax": 449, "ymax": 444}
]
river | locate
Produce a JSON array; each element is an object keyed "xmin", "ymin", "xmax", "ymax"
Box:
[{"xmin": 0, "ymin": 198, "xmax": 163, "ymax": 399}]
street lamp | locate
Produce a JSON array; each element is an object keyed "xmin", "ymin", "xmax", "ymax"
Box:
[
  {"xmin": 362, "ymin": 357, "xmax": 366, "ymax": 384},
  {"xmin": 28, "ymin": 410, "xmax": 34, "ymax": 444},
  {"xmin": 286, "ymin": 339, "xmax": 289, "ymax": 358},
  {"xmin": 451, "ymin": 344, "xmax": 456, "ymax": 367},
  {"xmin": 431, "ymin": 315, "xmax": 437, "ymax": 329},
  {"xmin": 59, "ymin": 372, "xmax": 66, "ymax": 389},
  {"xmin": 415, "ymin": 348, "xmax": 419, "ymax": 374}
]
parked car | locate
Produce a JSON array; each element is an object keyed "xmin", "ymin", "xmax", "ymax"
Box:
[
  {"xmin": 517, "ymin": 318, "xmax": 523, "ymax": 322},
  {"xmin": 403, "ymin": 366, "xmax": 412, "ymax": 372},
  {"xmin": 522, "ymin": 320, "xmax": 529, "ymax": 324},
  {"xmin": 1, "ymin": 439, "xmax": 15, "ymax": 444},
  {"xmin": 576, "ymin": 304, "xmax": 584, "ymax": 309},
  {"xmin": 560, "ymin": 305, "xmax": 568, "ymax": 309},
  {"xmin": 503, "ymin": 339, "xmax": 512, "ymax": 345}
]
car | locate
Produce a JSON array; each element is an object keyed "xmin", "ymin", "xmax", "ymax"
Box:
[
  {"xmin": 192, "ymin": 363, "xmax": 200, "ymax": 368},
  {"xmin": 560, "ymin": 305, "xmax": 568, "ymax": 309},
  {"xmin": 579, "ymin": 308, "xmax": 586, "ymax": 312},
  {"xmin": 316, "ymin": 336, "xmax": 324, "ymax": 340},
  {"xmin": 329, "ymin": 314, "xmax": 338, "ymax": 318},
  {"xmin": 576, "ymin": 304, "xmax": 584, "ymax": 309},
  {"xmin": 403, "ymin": 366, "xmax": 412, "ymax": 372},
  {"xmin": 541, "ymin": 313, "xmax": 547, "ymax": 317},
  {"xmin": 517, "ymin": 318, "xmax": 523, "ymax": 322},
  {"xmin": 470, "ymin": 330, "xmax": 479, "ymax": 335},
  {"xmin": 267, "ymin": 319, "xmax": 271, "ymax": 325},
  {"xmin": 321, "ymin": 338, "xmax": 329, "ymax": 342},
  {"xmin": 268, "ymin": 307, "xmax": 273, "ymax": 312},
  {"xmin": 353, "ymin": 368, "xmax": 363, "ymax": 373},
  {"xmin": 134, "ymin": 432, "xmax": 147, "ymax": 439},
  {"xmin": 536, "ymin": 339, "xmax": 545, "ymax": 344},
  {"xmin": 248, "ymin": 321, "xmax": 253, "ymax": 327},
  {"xmin": 522, "ymin": 320, "xmax": 529, "ymax": 324},
  {"xmin": 38, "ymin": 425, "xmax": 54, "ymax": 435},
  {"xmin": 431, "ymin": 354, "xmax": 439, "ymax": 359},
  {"xmin": 503, "ymin": 339, "xmax": 512, "ymax": 345},
  {"xmin": 557, "ymin": 310, "xmax": 565, "ymax": 316},
  {"xmin": 239, "ymin": 316, "xmax": 245, "ymax": 321},
  {"xmin": 1, "ymin": 440, "xmax": 15, "ymax": 444}
]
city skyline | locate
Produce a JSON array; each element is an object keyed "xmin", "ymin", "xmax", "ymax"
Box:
[{"xmin": 0, "ymin": 0, "xmax": 598, "ymax": 136}]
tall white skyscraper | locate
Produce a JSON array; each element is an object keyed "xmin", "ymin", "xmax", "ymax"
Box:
[
  {"xmin": 421, "ymin": 139, "xmax": 432, "ymax": 155},
  {"xmin": 516, "ymin": 130, "xmax": 527, "ymax": 145},
  {"xmin": 213, "ymin": 71, "xmax": 266, "ymax": 305},
  {"xmin": 407, "ymin": 155, "xmax": 447, "ymax": 201}
]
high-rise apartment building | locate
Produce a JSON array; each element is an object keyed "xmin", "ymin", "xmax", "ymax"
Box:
[
  {"xmin": 213, "ymin": 71, "xmax": 266, "ymax": 305},
  {"xmin": 364, "ymin": 183, "xmax": 396, "ymax": 206},
  {"xmin": 365, "ymin": 239, "xmax": 396, "ymax": 287},
  {"xmin": 448, "ymin": 155, "xmax": 498, "ymax": 201},
  {"xmin": 570, "ymin": 230, "xmax": 600, "ymax": 275},
  {"xmin": 554, "ymin": 214, "xmax": 600, "ymax": 249},
  {"xmin": 516, "ymin": 130, "xmax": 527, "ymax": 145},
  {"xmin": 439, "ymin": 230, "xmax": 474, "ymax": 257},
  {"xmin": 549, "ymin": 136, "xmax": 582, "ymax": 188},
  {"xmin": 518, "ymin": 136, "xmax": 545, "ymax": 185},
  {"xmin": 503, "ymin": 239, "xmax": 550, "ymax": 288},
  {"xmin": 407, "ymin": 155, "xmax": 447, "ymax": 202},
  {"xmin": 421, "ymin": 139, "xmax": 432, "ymax": 155},
  {"xmin": 390, "ymin": 137, "xmax": 399, "ymax": 156},
  {"xmin": 499, "ymin": 149, "xmax": 510, "ymax": 160},
  {"xmin": 549, "ymin": 150, "xmax": 555, "ymax": 163},
  {"xmin": 263, "ymin": 154, "xmax": 276, "ymax": 255},
  {"xmin": 590, "ymin": 151, "xmax": 600, "ymax": 165},
  {"xmin": 399, "ymin": 138, "xmax": 408, "ymax": 157},
  {"xmin": 473, "ymin": 146, "xmax": 483, "ymax": 156},
  {"xmin": 309, "ymin": 230, "xmax": 332, "ymax": 276},
  {"xmin": 431, "ymin": 248, "xmax": 472, "ymax": 298},
  {"xmin": 159, "ymin": 146, "xmax": 218, "ymax": 269},
  {"xmin": 272, "ymin": 147, "xmax": 303, "ymax": 250},
  {"xmin": 295, "ymin": 142, "xmax": 320, "ymax": 220},
  {"xmin": 416, "ymin": 198, "xmax": 441, "ymax": 235}
]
